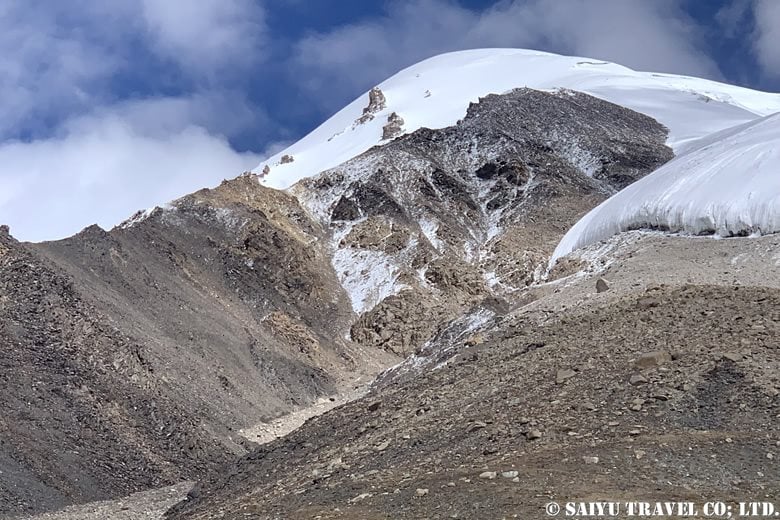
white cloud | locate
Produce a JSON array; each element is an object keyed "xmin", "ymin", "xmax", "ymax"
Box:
[
  {"xmin": 293, "ymin": 0, "xmax": 721, "ymax": 106},
  {"xmin": 69, "ymin": 92, "xmax": 269, "ymax": 143},
  {"xmin": 139, "ymin": 0, "xmax": 266, "ymax": 76},
  {"xmin": 0, "ymin": 2, "xmax": 119, "ymax": 138},
  {"xmin": 507, "ymin": 0, "xmax": 719, "ymax": 78},
  {"xmin": 0, "ymin": 103, "xmax": 262, "ymax": 242},
  {"xmin": 752, "ymin": 0, "xmax": 780, "ymax": 78},
  {"xmin": 0, "ymin": 1, "xmax": 269, "ymax": 242},
  {"xmin": 0, "ymin": 0, "xmax": 267, "ymax": 139}
]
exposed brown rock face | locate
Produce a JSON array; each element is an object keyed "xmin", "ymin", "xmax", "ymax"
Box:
[
  {"xmin": 354, "ymin": 86, "xmax": 387, "ymax": 126},
  {"xmin": 381, "ymin": 112, "xmax": 405, "ymax": 139}
]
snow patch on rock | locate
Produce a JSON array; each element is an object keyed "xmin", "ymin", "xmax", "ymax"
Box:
[
  {"xmin": 118, "ymin": 208, "xmax": 157, "ymax": 229},
  {"xmin": 377, "ymin": 306, "xmax": 495, "ymax": 384},
  {"xmin": 558, "ymin": 139, "xmax": 602, "ymax": 178},
  {"xmin": 116, "ymin": 204, "xmax": 174, "ymax": 230},
  {"xmin": 329, "ymin": 222, "xmax": 419, "ymax": 314},
  {"xmin": 418, "ymin": 217, "xmax": 444, "ymax": 251},
  {"xmin": 332, "ymin": 246, "xmax": 402, "ymax": 314},
  {"xmin": 213, "ymin": 207, "xmax": 248, "ymax": 231}
]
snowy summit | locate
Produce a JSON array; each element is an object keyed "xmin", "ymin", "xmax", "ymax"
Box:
[
  {"xmin": 256, "ymin": 48, "xmax": 780, "ymax": 190},
  {"xmin": 255, "ymin": 48, "xmax": 780, "ymax": 261}
]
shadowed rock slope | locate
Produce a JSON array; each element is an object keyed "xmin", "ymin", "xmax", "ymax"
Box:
[{"xmin": 1, "ymin": 227, "xmax": 225, "ymax": 514}]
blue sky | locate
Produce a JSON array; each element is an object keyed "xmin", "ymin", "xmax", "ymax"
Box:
[{"xmin": 1, "ymin": 0, "xmax": 779, "ymax": 241}]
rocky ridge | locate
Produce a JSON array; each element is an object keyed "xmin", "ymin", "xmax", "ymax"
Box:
[{"xmin": 0, "ymin": 175, "xmax": 395, "ymax": 515}]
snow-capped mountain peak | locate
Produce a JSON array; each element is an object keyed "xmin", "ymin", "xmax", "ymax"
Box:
[{"xmin": 255, "ymin": 48, "xmax": 780, "ymax": 190}]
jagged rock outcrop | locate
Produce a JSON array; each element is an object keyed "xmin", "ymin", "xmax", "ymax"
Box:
[
  {"xmin": 354, "ymin": 86, "xmax": 387, "ymax": 126},
  {"xmin": 382, "ymin": 111, "xmax": 405, "ymax": 139}
]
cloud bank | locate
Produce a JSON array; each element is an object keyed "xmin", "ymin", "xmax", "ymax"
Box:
[
  {"xmin": 0, "ymin": 112, "xmax": 261, "ymax": 241},
  {"xmin": 752, "ymin": 0, "xmax": 780, "ymax": 79},
  {"xmin": 293, "ymin": 0, "xmax": 721, "ymax": 108},
  {"xmin": 0, "ymin": 0, "xmax": 267, "ymax": 241}
]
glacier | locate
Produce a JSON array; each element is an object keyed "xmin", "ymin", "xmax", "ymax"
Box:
[{"xmin": 551, "ymin": 112, "xmax": 780, "ymax": 264}]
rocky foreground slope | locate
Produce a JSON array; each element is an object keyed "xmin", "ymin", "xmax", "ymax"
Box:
[
  {"xmin": 162, "ymin": 85, "xmax": 780, "ymax": 519},
  {"xmin": 0, "ymin": 88, "xmax": 672, "ymax": 516},
  {"xmin": 0, "ymin": 227, "xmax": 223, "ymax": 514},
  {"xmin": 167, "ymin": 233, "xmax": 780, "ymax": 519},
  {"xmin": 0, "ymin": 178, "xmax": 391, "ymax": 515}
]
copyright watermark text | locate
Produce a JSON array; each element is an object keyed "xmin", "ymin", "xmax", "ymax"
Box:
[{"xmin": 544, "ymin": 501, "xmax": 779, "ymax": 518}]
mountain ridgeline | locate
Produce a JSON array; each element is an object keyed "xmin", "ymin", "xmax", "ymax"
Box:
[{"xmin": 3, "ymin": 88, "xmax": 673, "ymax": 515}]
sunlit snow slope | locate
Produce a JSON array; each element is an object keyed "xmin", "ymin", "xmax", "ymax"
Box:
[
  {"xmin": 255, "ymin": 48, "xmax": 780, "ymax": 189},
  {"xmin": 551, "ymin": 113, "xmax": 780, "ymax": 263}
]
